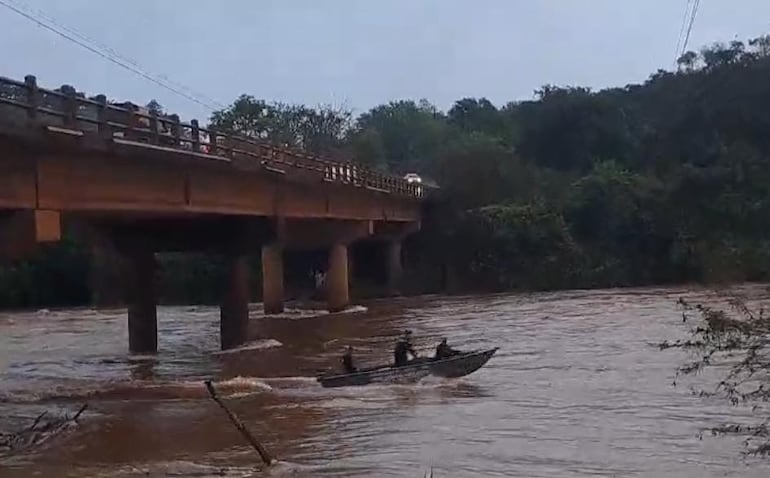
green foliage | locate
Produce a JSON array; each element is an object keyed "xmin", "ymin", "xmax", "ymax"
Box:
[
  {"xmin": 4, "ymin": 33, "xmax": 770, "ymax": 307},
  {"xmin": 446, "ymin": 203, "xmax": 581, "ymax": 291},
  {"xmin": 209, "ymin": 95, "xmax": 352, "ymax": 154},
  {"xmin": 350, "ymin": 100, "xmax": 449, "ymax": 174},
  {"xmin": 0, "ymin": 233, "xmax": 90, "ymax": 308},
  {"xmin": 434, "ymin": 132, "xmax": 517, "ymax": 208},
  {"xmin": 406, "ymin": 32, "xmax": 770, "ymax": 292},
  {"xmin": 145, "ymin": 99, "xmax": 164, "ymax": 115},
  {"xmin": 661, "ymin": 298, "xmax": 770, "ymax": 456}
]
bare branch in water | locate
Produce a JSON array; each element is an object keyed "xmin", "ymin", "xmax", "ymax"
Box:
[
  {"xmin": 0, "ymin": 404, "xmax": 88, "ymax": 454},
  {"xmin": 204, "ymin": 380, "xmax": 275, "ymax": 467}
]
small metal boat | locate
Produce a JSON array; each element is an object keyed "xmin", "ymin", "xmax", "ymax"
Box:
[{"xmin": 317, "ymin": 347, "xmax": 498, "ymax": 388}]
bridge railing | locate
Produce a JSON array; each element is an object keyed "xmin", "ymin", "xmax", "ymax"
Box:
[{"xmin": 0, "ymin": 75, "xmax": 424, "ymax": 199}]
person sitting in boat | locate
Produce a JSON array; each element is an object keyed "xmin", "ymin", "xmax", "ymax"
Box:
[
  {"xmin": 435, "ymin": 338, "xmax": 460, "ymax": 359},
  {"xmin": 394, "ymin": 330, "xmax": 418, "ymax": 366},
  {"xmin": 341, "ymin": 346, "xmax": 357, "ymax": 373}
]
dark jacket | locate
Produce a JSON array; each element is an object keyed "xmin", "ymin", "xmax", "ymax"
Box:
[
  {"xmin": 341, "ymin": 351, "xmax": 356, "ymax": 373},
  {"xmin": 394, "ymin": 339, "xmax": 417, "ymax": 366},
  {"xmin": 435, "ymin": 341, "xmax": 459, "ymax": 359}
]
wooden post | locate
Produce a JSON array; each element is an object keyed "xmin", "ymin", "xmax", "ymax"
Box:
[
  {"xmin": 209, "ymin": 127, "xmax": 218, "ymax": 155},
  {"xmin": 126, "ymin": 104, "xmax": 140, "ymax": 141},
  {"xmin": 60, "ymin": 85, "xmax": 77, "ymax": 128},
  {"xmin": 24, "ymin": 75, "xmax": 39, "ymax": 123},
  {"xmin": 149, "ymin": 109, "xmax": 160, "ymax": 144},
  {"xmin": 204, "ymin": 380, "xmax": 274, "ymax": 466},
  {"xmin": 169, "ymin": 114, "xmax": 181, "ymax": 148},
  {"xmin": 94, "ymin": 94, "xmax": 110, "ymax": 139},
  {"xmin": 191, "ymin": 119, "xmax": 200, "ymax": 153}
]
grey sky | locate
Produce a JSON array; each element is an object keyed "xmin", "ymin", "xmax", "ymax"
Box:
[{"xmin": 2, "ymin": 0, "xmax": 769, "ymax": 122}]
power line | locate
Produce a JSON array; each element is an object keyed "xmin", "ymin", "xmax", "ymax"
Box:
[
  {"xmin": 0, "ymin": 0, "xmax": 221, "ymax": 112},
  {"xmin": 0, "ymin": 0, "xmax": 223, "ymax": 113},
  {"xmin": 680, "ymin": 0, "xmax": 701, "ymax": 57},
  {"xmin": 7, "ymin": 0, "xmax": 226, "ymax": 110},
  {"xmin": 674, "ymin": 0, "xmax": 693, "ymax": 65}
]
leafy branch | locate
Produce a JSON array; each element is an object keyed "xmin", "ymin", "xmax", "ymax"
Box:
[{"xmin": 661, "ymin": 297, "xmax": 770, "ymax": 455}]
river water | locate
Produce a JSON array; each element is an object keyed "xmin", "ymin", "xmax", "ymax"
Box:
[{"xmin": 1, "ymin": 285, "xmax": 770, "ymax": 477}]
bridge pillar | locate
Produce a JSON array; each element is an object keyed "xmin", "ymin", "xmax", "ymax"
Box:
[
  {"xmin": 261, "ymin": 242, "xmax": 284, "ymax": 315},
  {"xmin": 327, "ymin": 243, "xmax": 350, "ymax": 312},
  {"xmin": 386, "ymin": 239, "xmax": 403, "ymax": 295},
  {"xmin": 126, "ymin": 249, "xmax": 157, "ymax": 354},
  {"xmin": 220, "ymin": 254, "xmax": 250, "ymax": 350}
]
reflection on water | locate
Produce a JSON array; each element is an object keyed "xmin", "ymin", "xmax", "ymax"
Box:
[{"xmin": 2, "ymin": 287, "xmax": 770, "ymax": 477}]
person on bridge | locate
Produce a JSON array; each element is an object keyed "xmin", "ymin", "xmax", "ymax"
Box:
[
  {"xmin": 435, "ymin": 338, "xmax": 460, "ymax": 359},
  {"xmin": 394, "ymin": 330, "xmax": 418, "ymax": 366},
  {"xmin": 341, "ymin": 346, "xmax": 357, "ymax": 374}
]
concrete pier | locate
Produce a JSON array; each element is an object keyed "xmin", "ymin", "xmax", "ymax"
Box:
[
  {"xmin": 327, "ymin": 243, "xmax": 350, "ymax": 312},
  {"xmin": 386, "ymin": 240, "xmax": 403, "ymax": 294},
  {"xmin": 220, "ymin": 254, "xmax": 250, "ymax": 350},
  {"xmin": 126, "ymin": 249, "xmax": 158, "ymax": 354},
  {"xmin": 261, "ymin": 242, "xmax": 284, "ymax": 315}
]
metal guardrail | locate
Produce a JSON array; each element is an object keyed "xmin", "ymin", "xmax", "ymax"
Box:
[{"xmin": 0, "ymin": 75, "xmax": 424, "ymax": 199}]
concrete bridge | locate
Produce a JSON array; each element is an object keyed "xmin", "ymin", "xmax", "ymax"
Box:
[{"xmin": 0, "ymin": 75, "xmax": 428, "ymax": 352}]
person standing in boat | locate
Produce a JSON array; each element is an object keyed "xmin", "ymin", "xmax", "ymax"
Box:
[
  {"xmin": 394, "ymin": 330, "xmax": 418, "ymax": 366},
  {"xmin": 341, "ymin": 346, "xmax": 357, "ymax": 373},
  {"xmin": 435, "ymin": 337, "xmax": 460, "ymax": 359}
]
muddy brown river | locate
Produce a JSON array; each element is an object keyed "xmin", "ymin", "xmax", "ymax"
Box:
[{"xmin": 2, "ymin": 285, "xmax": 770, "ymax": 477}]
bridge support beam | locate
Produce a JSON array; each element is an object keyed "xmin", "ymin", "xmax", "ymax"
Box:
[
  {"xmin": 261, "ymin": 242, "xmax": 284, "ymax": 314},
  {"xmin": 327, "ymin": 243, "xmax": 350, "ymax": 312},
  {"xmin": 386, "ymin": 239, "xmax": 403, "ymax": 295},
  {"xmin": 220, "ymin": 254, "xmax": 250, "ymax": 350},
  {"xmin": 126, "ymin": 249, "xmax": 157, "ymax": 354},
  {"xmin": 0, "ymin": 209, "xmax": 61, "ymax": 260}
]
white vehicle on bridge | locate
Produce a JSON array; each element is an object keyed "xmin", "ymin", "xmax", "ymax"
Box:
[{"xmin": 403, "ymin": 173, "xmax": 422, "ymax": 183}]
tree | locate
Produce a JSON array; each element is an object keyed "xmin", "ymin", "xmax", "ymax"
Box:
[
  {"xmin": 676, "ymin": 51, "xmax": 699, "ymax": 72},
  {"xmin": 347, "ymin": 128, "xmax": 388, "ymax": 170},
  {"xmin": 701, "ymin": 41, "xmax": 746, "ymax": 70},
  {"xmin": 145, "ymin": 99, "xmax": 164, "ymax": 115},
  {"xmin": 511, "ymin": 85, "xmax": 637, "ymax": 171},
  {"xmin": 566, "ymin": 160, "xmax": 669, "ymax": 285},
  {"xmin": 350, "ymin": 99, "xmax": 449, "ymax": 173},
  {"xmin": 6, "ymin": 30, "xmax": 770, "ymax": 308},
  {"xmin": 445, "ymin": 203, "xmax": 581, "ymax": 291},
  {"xmin": 447, "ymin": 97, "xmax": 504, "ymax": 138},
  {"xmin": 209, "ymin": 95, "xmax": 352, "ymax": 154},
  {"xmin": 661, "ymin": 298, "xmax": 770, "ymax": 456},
  {"xmin": 434, "ymin": 132, "xmax": 533, "ymax": 208},
  {"xmin": 749, "ymin": 35, "xmax": 770, "ymax": 57}
]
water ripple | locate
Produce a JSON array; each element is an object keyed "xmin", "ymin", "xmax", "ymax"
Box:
[{"xmin": 2, "ymin": 286, "xmax": 770, "ymax": 476}]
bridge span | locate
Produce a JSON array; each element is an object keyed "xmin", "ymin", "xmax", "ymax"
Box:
[{"xmin": 0, "ymin": 75, "xmax": 428, "ymax": 352}]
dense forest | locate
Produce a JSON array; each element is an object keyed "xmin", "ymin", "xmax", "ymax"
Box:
[{"xmin": 2, "ymin": 34, "xmax": 770, "ymax": 307}]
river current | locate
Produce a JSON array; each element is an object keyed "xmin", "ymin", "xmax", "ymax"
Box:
[{"xmin": 2, "ymin": 285, "xmax": 770, "ymax": 477}]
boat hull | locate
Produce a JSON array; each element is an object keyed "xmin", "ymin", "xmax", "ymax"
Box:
[{"xmin": 317, "ymin": 348, "xmax": 498, "ymax": 388}]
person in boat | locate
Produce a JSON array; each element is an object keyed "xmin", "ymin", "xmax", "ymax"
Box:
[
  {"xmin": 394, "ymin": 330, "xmax": 418, "ymax": 366},
  {"xmin": 341, "ymin": 346, "xmax": 357, "ymax": 373},
  {"xmin": 435, "ymin": 337, "xmax": 460, "ymax": 359}
]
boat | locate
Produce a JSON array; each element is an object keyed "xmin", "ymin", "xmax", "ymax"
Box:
[{"xmin": 316, "ymin": 347, "xmax": 498, "ymax": 388}]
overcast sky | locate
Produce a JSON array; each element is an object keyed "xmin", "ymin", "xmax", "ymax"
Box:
[{"xmin": 1, "ymin": 0, "xmax": 769, "ymax": 121}]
